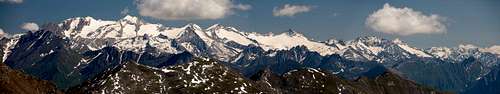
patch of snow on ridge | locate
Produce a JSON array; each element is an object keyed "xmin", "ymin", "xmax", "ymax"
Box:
[
  {"xmin": 161, "ymin": 69, "xmax": 176, "ymax": 73},
  {"xmin": 177, "ymin": 23, "xmax": 216, "ymax": 45},
  {"xmin": 63, "ymin": 16, "xmax": 116, "ymax": 38},
  {"xmin": 122, "ymin": 15, "xmax": 139, "ymax": 23},
  {"xmin": 481, "ymin": 45, "xmax": 500, "ymax": 55},
  {"xmin": 207, "ymin": 24, "xmax": 255, "ymax": 46},
  {"xmin": 161, "ymin": 27, "xmax": 185, "ymax": 39},
  {"xmin": 427, "ymin": 47, "xmax": 453, "ymax": 59},
  {"xmin": 40, "ymin": 50, "xmax": 55, "ymax": 57},
  {"xmin": 137, "ymin": 23, "xmax": 162, "ymax": 37},
  {"xmin": 2, "ymin": 36, "xmax": 20, "ymax": 62},
  {"xmin": 367, "ymin": 46, "xmax": 384, "ymax": 54},
  {"xmin": 393, "ymin": 38, "xmax": 432, "ymax": 57},
  {"xmin": 459, "ymin": 44, "xmax": 479, "ymax": 50}
]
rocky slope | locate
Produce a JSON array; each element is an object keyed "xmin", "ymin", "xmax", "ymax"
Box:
[
  {"xmin": 67, "ymin": 59, "xmax": 446, "ymax": 94},
  {"xmin": 68, "ymin": 59, "xmax": 276, "ymax": 93}
]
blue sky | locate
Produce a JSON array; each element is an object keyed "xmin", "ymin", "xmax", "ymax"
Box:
[{"xmin": 0, "ymin": 0, "xmax": 499, "ymax": 48}]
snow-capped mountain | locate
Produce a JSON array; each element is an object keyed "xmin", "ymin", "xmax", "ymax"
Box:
[
  {"xmin": 205, "ymin": 24, "xmax": 257, "ymax": 47},
  {"xmin": 427, "ymin": 44, "xmax": 500, "ymax": 61},
  {"xmin": 1, "ymin": 15, "xmax": 499, "ymax": 93},
  {"xmin": 323, "ymin": 36, "xmax": 434, "ymax": 64},
  {"xmin": 56, "ymin": 15, "xmax": 346, "ymax": 62},
  {"xmin": 59, "ymin": 15, "xmax": 482, "ymax": 63},
  {"xmin": 60, "ymin": 16, "xmax": 239, "ymax": 61},
  {"xmin": 245, "ymin": 29, "xmax": 339, "ymax": 56}
]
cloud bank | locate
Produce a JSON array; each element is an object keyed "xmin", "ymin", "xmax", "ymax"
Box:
[
  {"xmin": 136, "ymin": 0, "xmax": 250, "ymax": 20},
  {"xmin": 273, "ymin": 4, "xmax": 311, "ymax": 17},
  {"xmin": 0, "ymin": 0, "xmax": 22, "ymax": 4},
  {"xmin": 366, "ymin": 3, "xmax": 446, "ymax": 36},
  {"xmin": 21, "ymin": 22, "xmax": 39, "ymax": 31}
]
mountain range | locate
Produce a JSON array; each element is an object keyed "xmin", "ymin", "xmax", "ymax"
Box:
[{"xmin": 0, "ymin": 15, "xmax": 498, "ymax": 93}]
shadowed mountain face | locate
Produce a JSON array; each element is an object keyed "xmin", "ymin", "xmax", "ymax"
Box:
[
  {"xmin": 464, "ymin": 65, "xmax": 500, "ymax": 94},
  {"xmin": 67, "ymin": 59, "xmax": 446, "ymax": 94},
  {"xmin": 0, "ymin": 62, "xmax": 62, "ymax": 94},
  {"xmin": 265, "ymin": 69, "xmax": 447, "ymax": 94},
  {"xmin": 67, "ymin": 59, "xmax": 276, "ymax": 93},
  {"xmin": 0, "ymin": 16, "xmax": 498, "ymax": 93},
  {"xmin": 0, "ymin": 36, "xmax": 61, "ymax": 94}
]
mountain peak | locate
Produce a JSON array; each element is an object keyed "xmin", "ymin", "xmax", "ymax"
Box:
[
  {"xmin": 207, "ymin": 24, "xmax": 223, "ymax": 30},
  {"xmin": 354, "ymin": 36, "xmax": 383, "ymax": 42},
  {"xmin": 286, "ymin": 29, "xmax": 296, "ymax": 34},
  {"xmin": 83, "ymin": 16, "xmax": 95, "ymax": 21},
  {"xmin": 325, "ymin": 38, "xmax": 339, "ymax": 44},
  {"xmin": 459, "ymin": 44, "xmax": 478, "ymax": 49},
  {"xmin": 121, "ymin": 15, "xmax": 139, "ymax": 22},
  {"xmin": 364, "ymin": 36, "xmax": 382, "ymax": 40},
  {"xmin": 206, "ymin": 24, "xmax": 240, "ymax": 33},
  {"xmin": 184, "ymin": 23, "xmax": 202, "ymax": 30},
  {"xmin": 392, "ymin": 38, "xmax": 404, "ymax": 44},
  {"xmin": 427, "ymin": 47, "xmax": 453, "ymax": 59},
  {"xmin": 282, "ymin": 29, "xmax": 305, "ymax": 37}
]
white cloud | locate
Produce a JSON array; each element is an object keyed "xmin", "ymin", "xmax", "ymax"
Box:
[
  {"xmin": 233, "ymin": 4, "xmax": 252, "ymax": 11},
  {"xmin": 0, "ymin": 0, "xmax": 23, "ymax": 4},
  {"xmin": 366, "ymin": 3, "xmax": 446, "ymax": 36},
  {"xmin": 481, "ymin": 45, "xmax": 500, "ymax": 55},
  {"xmin": 273, "ymin": 4, "xmax": 312, "ymax": 17},
  {"xmin": 20, "ymin": 22, "xmax": 39, "ymax": 31},
  {"xmin": 136, "ymin": 0, "xmax": 250, "ymax": 20}
]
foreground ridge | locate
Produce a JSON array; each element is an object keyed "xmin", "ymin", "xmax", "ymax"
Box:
[
  {"xmin": 0, "ymin": 62, "xmax": 62, "ymax": 93},
  {"xmin": 67, "ymin": 59, "xmax": 446, "ymax": 94}
]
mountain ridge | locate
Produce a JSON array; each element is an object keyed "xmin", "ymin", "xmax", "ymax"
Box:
[
  {"xmin": 0, "ymin": 15, "xmax": 498, "ymax": 93},
  {"xmin": 53, "ymin": 15, "xmax": 499, "ymax": 59}
]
